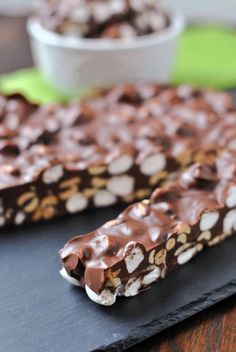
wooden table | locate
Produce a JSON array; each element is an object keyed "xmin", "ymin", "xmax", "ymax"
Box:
[{"xmin": 0, "ymin": 16, "xmax": 235, "ymax": 352}]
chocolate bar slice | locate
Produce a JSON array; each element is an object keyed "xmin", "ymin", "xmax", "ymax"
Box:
[
  {"xmin": 0, "ymin": 84, "xmax": 235, "ymax": 227},
  {"xmin": 59, "ymin": 150, "xmax": 236, "ymax": 305}
]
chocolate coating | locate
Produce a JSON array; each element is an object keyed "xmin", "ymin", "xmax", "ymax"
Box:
[
  {"xmin": 0, "ymin": 84, "xmax": 235, "ymax": 227},
  {"xmin": 60, "ymin": 151, "xmax": 236, "ymax": 304}
]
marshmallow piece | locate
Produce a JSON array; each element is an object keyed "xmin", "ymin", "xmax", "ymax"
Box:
[
  {"xmin": 94, "ymin": 190, "xmax": 116, "ymax": 207},
  {"xmin": 228, "ymin": 139, "xmax": 236, "ymax": 151},
  {"xmin": 66, "ymin": 193, "xmax": 88, "ymax": 213},
  {"xmin": 125, "ymin": 246, "xmax": 144, "ymax": 273},
  {"xmin": 15, "ymin": 211, "xmax": 26, "ymax": 225},
  {"xmin": 140, "ymin": 153, "xmax": 166, "ymax": 176},
  {"xmin": 43, "ymin": 165, "xmax": 64, "ymax": 184},
  {"xmin": 177, "ymin": 247, "xmax": 197, "ymax": 265},
  {"xmin": 142, "ymin": 266, "xmax": 161, "ymax": 286},
  {"xmin": 0, "ymin": 216, "xmax": 5, "ymax": 227},
  {"xmin": 107, "ymin": 175, "xmax": 134, "ymax": 196},
  {"xmin": 108, "ymin": 154, "xmax": 133, "ymax": 175},
  {"xmin": 200, "ymin": 211, "xmax": 219, "ymax": 231},
  {"xmin": 226, "ymin": 186, "xmax": 236, "ymax": 208},
  {"xmin": 85, "ymin": 285, "xmax": 116, "ymax": 306},
  {"xmin": 223, "ymin": 209, "xmax": 236, "ymax": 233},
  {"xmin": 60, "ymin": 268, "xmax": 81, "ymax": 287},
  {"xmin": 125, "ymin": 278, "xmax": 142, "ymax": 297}
]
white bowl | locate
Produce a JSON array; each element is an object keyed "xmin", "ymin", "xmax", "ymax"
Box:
[
  {"xmin": 27, "ymin": 13, "xmax": 185, "ymax": 94},
  {"xmin": 0, "ymin": 0, "xmax": 37, "ymax": 15}
]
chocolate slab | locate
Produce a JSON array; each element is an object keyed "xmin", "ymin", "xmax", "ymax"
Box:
[
  {"xmin": 1, "ymin": 84, "xmax": 235, "ymax": 227},
  {"xmin": 59, "ymin": 151, "xmax": 236, "ymax": 304}
]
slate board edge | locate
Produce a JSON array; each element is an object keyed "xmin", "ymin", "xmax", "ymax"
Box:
[{"xmin": 95, "ymin": 280, "xmax": 236, "ymax": 352}]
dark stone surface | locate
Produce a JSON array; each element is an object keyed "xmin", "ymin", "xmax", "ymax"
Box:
[{"xmin": 0, "ymin": 205, "xmax": 236, "ymax": 352}]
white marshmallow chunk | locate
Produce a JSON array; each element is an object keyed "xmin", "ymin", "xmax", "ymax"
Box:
[
  {"xmin": 200, "ymin": 211, "xmax": 219, "ymax": 231},
  {"xmin": 85, "ymin": 285, "xmax": 116, "ymax": 306},
  {"xmin": 140, "ymin": 153, "xmax": 166, "ymax": 176},
  {"xmin": 108, "ymin": 155, "xmax": 133, "ymax": 175},
  {"xmin": 125, "ymin": 246, "xmax": 144, "ymax": 273},
  {"xmin": 66, "ymin": 193, "xmax": 88, "ymax": 213},
  {"xmin": 107, "ymin": 175, "xmax": 134, "ymax": 196},
  {"xmin": 142, "ymin": 266, "xmax": 161, "ymax": 286}
]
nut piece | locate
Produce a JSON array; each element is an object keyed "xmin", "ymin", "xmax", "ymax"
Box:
[
  {"xmin": 226, "ymin": 186, "xmax": 236, "ymax": 208},
  {"xmin": 177, "ymin": 233, "xmax": 187, "ymax": 243},
  {"xmin": 124, "ymin": 246, "xmax": 144, "ymax": 274},
  {"xmin": 175, "ymin": 243, "xmax": 191, "ymax": 256},
  {"xmin": 94, "ymin": 190, "xmax": 117, "ymax": 207},
  {"xmin": 83, "ymin": 188, "xmax": 97, "ymax": 198},
  {"xmin": 176, "ymin": 223, "xmax": 191, "ymax": 235},
  {"xmin": 208, "ymin": 236, "xmax": 222, "ymax": 247},
  {"xmin": 150, "ymin": 171, "xmax": 168, "ymax": 186},
  {"xmin": 223, "ymin": 209, "xmax": 236, "ymax": 234},
  {"xmin": 42, "ymin": 165, "xmax": 64, "ymax": 184},
  {"xmin": 88, "ymin": 165, "xmax": 106, "ymax": 175},
  {"xmin": 200, "ymin": 211, "xmax": 219, "ymax": 231},
  {"xmin": 66, "ymin": 193, "xmax": 88, "ymax": 213},
  {"xmin": 108, "ymin": 154, "xmax": 133, "ymax": 175},
  {"xmin": 177, "ymin": 247, "xmax": 197, "ymax": 265},
  {"xmin": 197, "ymin": 231, "xmax": 212, "ymax": 242},
  {"xmin": 107, "ymin": 175, "xmax": 134, "ymax": 196},
  {"xmin": 140, "ymin": 153, "xmax": 166, "ymax": 176},
  {"xmin": 149, "ymin": 249, "xmax": 155, "ymax": 264},
  {"xmin": 135, "ymin": 188, "xmax": 151, "ymax": 199},
  {"xmin": 142, "ymin": 266, "xmax": 161, "ymax": 286},
  {"xmin": 92, "ymin": 177, "xmax": 107, "ymax": 188},
  {"xmin": 166, "ymin": 238, "xmax": 176, "ymax": 251},
  {"xmin": 106, "ymin": 269, "xmax": 121, "ymax": 288},
  {"xmin": 196, "ymin": 243, "xmax": 204, "ymax": 252},
  {"xmin": 155, "ymin": 249, "xmax": 167, "ymax": 265},
  {"xmin": 17, "ymin": 192, "xmax": 39, "ymax": 213},
  {"xmin": 59, "ymin": 177, "xmax": 81, "ymax": 200}
]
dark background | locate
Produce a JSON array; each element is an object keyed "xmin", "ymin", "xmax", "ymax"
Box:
[{"xmin": 0, "ymin": 16, "xmax": 235, "ymax": 352}]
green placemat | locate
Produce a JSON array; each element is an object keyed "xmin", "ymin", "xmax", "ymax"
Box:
[{"xmin": 1, "ymin": 25, "xmax": 236, "ymax": 104}]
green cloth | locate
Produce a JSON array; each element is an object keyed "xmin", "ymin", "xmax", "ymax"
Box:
[{"xmin": 1, "ymin": 25, "xmax": 236, "ymax": 104}]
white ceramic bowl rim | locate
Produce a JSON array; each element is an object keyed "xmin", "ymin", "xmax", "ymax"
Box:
[{"xmin": 27, "ymin": 12, "xmax": 185, "ymax": 51}]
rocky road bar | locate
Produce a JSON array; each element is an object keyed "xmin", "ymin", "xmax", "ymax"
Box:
[
  {"xmin": 0, "ymin": 84, "xmax": 235, "ymax": 226},
  {"xmin": 59, "ymin": 150, "xmax": 236, "ymax": 305}
]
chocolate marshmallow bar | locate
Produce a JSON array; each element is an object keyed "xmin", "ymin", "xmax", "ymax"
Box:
[
  {"xmin": 38, "ymin": 0, "xmax": 170, "ymax": 39},
  {"xmin": 0, "ymin": 84, "xmax": 235, "ymax": 227},
  {"xmin": 59, "ymin": 150, "xmax": 236, "ymax": 305}
]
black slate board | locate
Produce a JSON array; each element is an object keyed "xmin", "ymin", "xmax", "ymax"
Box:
[
  {"xmin": 0, "ymin": 205, "xmax": 236, "ymax": 352},
  {"xmin": 1, "ymin": 90, "xmax": 236, "ymax": 352}
]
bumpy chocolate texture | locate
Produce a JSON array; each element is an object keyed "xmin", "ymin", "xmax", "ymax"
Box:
[
  {"xmin": 0, "ymin": 84, "xmax": 235, "ymax": 227},
  {"xmin": 59, "ymin": 151, "xmax": 236, "ymax": 305},
  {"xmin": 38, "ymin": 0, "xmax": 170, "ymax": 39}
]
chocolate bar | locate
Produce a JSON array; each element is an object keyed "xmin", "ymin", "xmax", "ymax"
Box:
[
  {"xmin": 59, "ymin": 150, "xmax": 236, "ymax": 305},
  {"xmin": 38, "ymin": 0, "xmax": 170, "ymax": 39},
  {"xmin": 0, "ymin": 84, "xmax": 235, "ymax": 227}
]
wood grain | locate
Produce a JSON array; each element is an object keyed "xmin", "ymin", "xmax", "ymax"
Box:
[
  {"xmin": 127, "ymin": 295, "xmax": 236, "ymax": 352},
  {"xmin": 0, "ymin": 15, "xmax": 235, "ymax": 352}
]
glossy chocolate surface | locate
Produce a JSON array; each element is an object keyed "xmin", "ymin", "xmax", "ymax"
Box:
[
  {"xmin": 60, "ymin": 150, "xmax": 236, "ymax": 302},
  {"xmin": 0, "ymin": 84, "xmax": 234, "ymax": 190}
]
